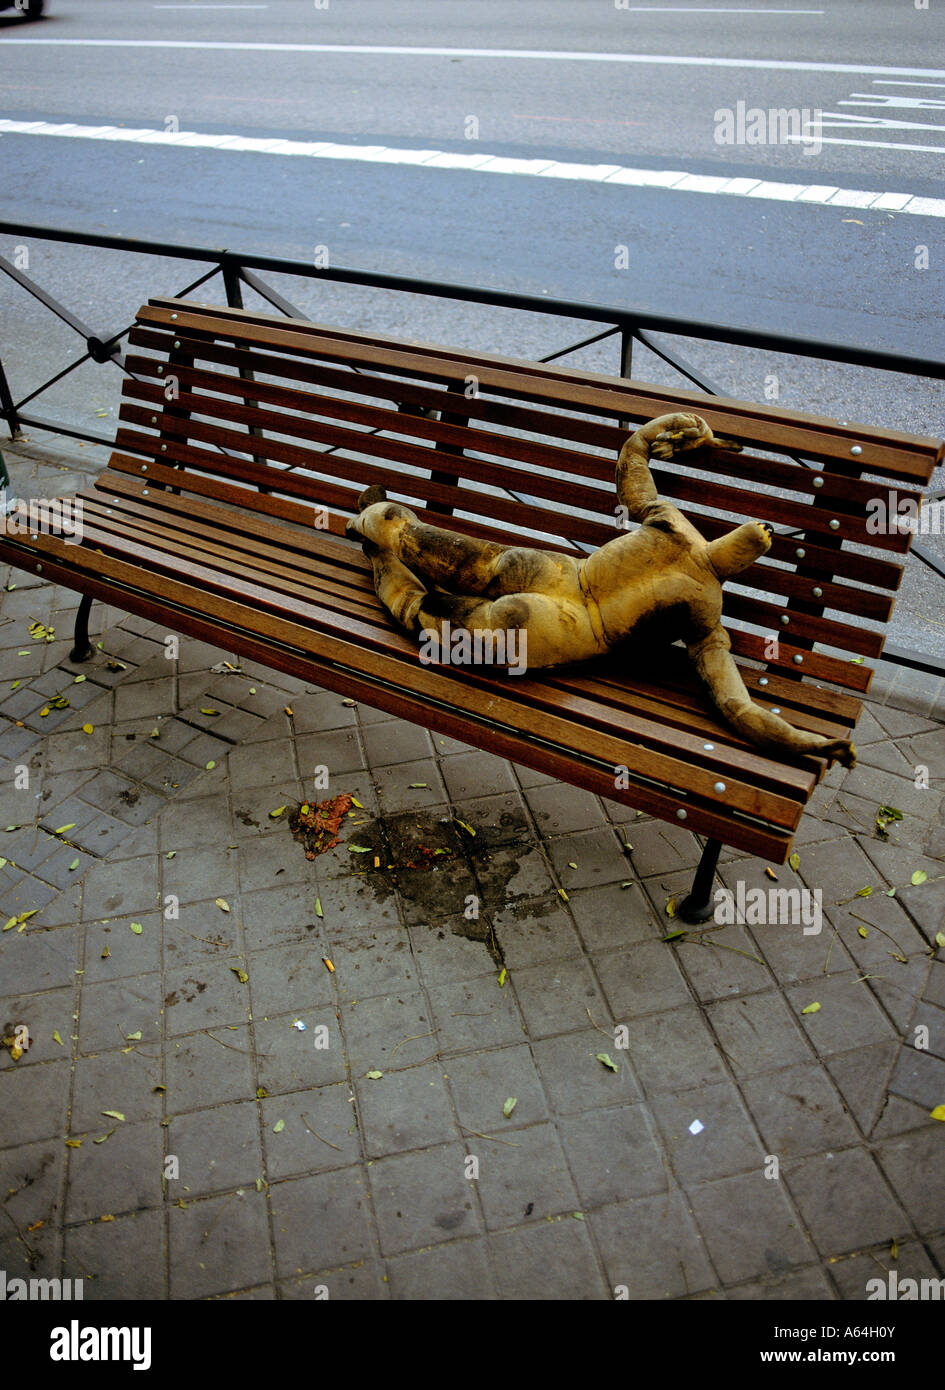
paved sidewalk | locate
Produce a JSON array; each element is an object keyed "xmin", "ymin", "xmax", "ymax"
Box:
[{"xmin": 1, "ymin": 438, "xmax": 943, "ymax": 1301}]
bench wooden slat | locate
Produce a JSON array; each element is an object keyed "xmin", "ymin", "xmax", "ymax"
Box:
[
  {"xmin": 117, "ymin": 381, "xmax": 915, "ymax": 557},
  {"xmin": 82, "ymin": 496, "xmax": 384, "ymax": 619},
  {"xmin": 68, "ymin": 499, "xmax": 813, "ymax": 825},
  {"xmin": 100, "ymin": 471, "xmax": 864, "ymax": 736},
  {"xmin": 120, "ymin": 332, "xmax": 914, "ymax": 588},
  {"xmin": 81, "ymin": 487, "xmax": 839, "ymax": 795},
  {"xmin": 104, "ymin": 448, "xmax": 881, "ymax": 694},
  {"xmin": 0, "ymin": 513, "xmax": 799, "ymax": 860},
  {"xmin": 138, "ymin": 301, "xmax": 943, "ymax": 481},
  {"xmin": 126, "ymin": 328, "xmax": 933, "ymax": 515},
  {"xmin": 553, "ymin": 662, "xmax": 858, "ymax": 735},
  {"xmin": 119, "ymin": 361, "xmax": 926, "ymax": 529},
  {"xmin": 0, "ymin": 515, "xmax": 811, "ymax": 848}
]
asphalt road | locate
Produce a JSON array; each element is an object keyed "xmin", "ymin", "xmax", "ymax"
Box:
[{"xmin": 0, "ymin": 0, "xmax": 943, "ymax": 655}]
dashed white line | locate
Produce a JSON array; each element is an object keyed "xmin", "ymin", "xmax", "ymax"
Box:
[
  {"xmin": 789, "ymin": 134, "xmax": 945, "ymax": 155},
  {"xmin": 615, "ymin": 6, "xmax": 824, "ymax": 11},
  {"xmin": 2, "ymin": 118, "xmax": 943, "ymax": 218},
  {"xmin": 2, "ymin": 41, "xmax": 945, "ymax": 79}
]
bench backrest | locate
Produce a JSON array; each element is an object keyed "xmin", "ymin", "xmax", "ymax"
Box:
[{"xmin": 116, "ymin": 297, "xmax": 941, "ymax": 709}]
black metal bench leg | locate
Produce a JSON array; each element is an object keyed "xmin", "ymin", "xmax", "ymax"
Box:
[
  {"xmin": 69, "ymin": 594, "xmax": 94, "ymax": 662},
  {"xmin": 678, "ymin": 837, "xmax": 723, "ymax": 924}
]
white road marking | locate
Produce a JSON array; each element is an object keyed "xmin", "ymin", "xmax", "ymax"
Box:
[
  {"xmin": 818, "ymin": 113, "xmax": 945, "ymax": 133},
  {"xmin": 2, "ymin": 40, "xmax": 945, "ymax": 79},
  {"xmin": 838, "ymin": 94, "xmax": 945, "ymax": 111},
  {"xmin": 2, "ymin": 118, "xmax": 944, "ymax": 218},
  {"xmin": 788, "ymin": 134, "xmax": 945, "ymax": 156},
  {"xmin": 615, "ymin": 6, "xmax": 824, "ymax": 11},
  {"xmin": 872, "ymin": 81, "xmax": 945, "ymax": 88}
]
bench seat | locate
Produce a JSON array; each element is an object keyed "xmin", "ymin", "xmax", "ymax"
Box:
[{"xmin": 1, "ymin": 296, "xmax": 941, "ymax": 885}]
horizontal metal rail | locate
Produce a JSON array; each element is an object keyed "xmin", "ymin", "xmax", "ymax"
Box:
[
  {"xmin": 3, "ymin": 220, "xmax": 945, "ymax": 378},
  {"xmin": 0, "ymin": 219, "xmax": 943, "ymax": 680}
]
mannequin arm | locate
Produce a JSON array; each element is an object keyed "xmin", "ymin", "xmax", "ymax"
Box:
[{"xmin": 687, "ymin": 626, "xmax": 856, "ymax": 769}]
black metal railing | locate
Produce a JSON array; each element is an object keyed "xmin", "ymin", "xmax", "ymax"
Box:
[{"xmin": 1, "ymin": 219, "xmax": 943, "ymax": 676}]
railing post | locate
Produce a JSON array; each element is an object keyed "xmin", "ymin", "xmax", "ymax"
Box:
[
  {"xmin": 619, "ymin": 325, "xmax": 633, "ymax": 381},
  {"xmin": 221, "ymin": 255, "xmax": 243, "ymax": 311},
  {"xmin": 618, "ymin": 324, "xmax": 634, "ymax": 433},
  {"xmin": 0, "ymin": 352, "xmax": 22, "ymax": 440},
  {"xmin": 221, "ymin": 254, "xmax": 267, "ymax": 486}
]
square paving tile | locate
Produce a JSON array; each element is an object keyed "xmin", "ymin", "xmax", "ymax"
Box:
[
  {"xmin": 77, "ymin": 973, "xmax": 163, "ymax": 1052},
  {"xmin": 741, "ymin": 1062, "xmax": 861, "ymax": 1159},
  {"xmin": 165, "ymin": 1100, "xmax": 263, "ymax": 1197},
  {"xmin": 426, "ymin": 975, "xmax": 525, "ymax": 1055},
  {"xmin": 784, "ymin": 1148, "xmax": 907, "ymax": 1257},
  {"xmin": 64, "ymin": 1118, "xmax": 164, "ymax": 1223},
  {"xmin": 64, "ymin": 1209, "xmax": 167, "ymax": 1300},
  {"xmin": 649, "ymin": 1081, "xmax": 763, "ymax": 1186},
  {"xmin": 368, "ymin": 1143, "xmax": 483, "ymax": 1256},
  {"xmin": 165, "ymin": 1027, "xmax": 256, "ymax": 1114},
  {"xmin": 595, "ymin": 940, "xmax": 693, "ymax": 1018},
  {"xmin": 387, "ymin": 1237, "xmax": 496, "ymax": 1300},
  {"xmin": 445, "ymin": 1043, "xmax": 549, "ymax": 1135},
  {"xmin": 558, "ymin": 1103, "xmax": 668, "ymax": 1207},
  {"xmin": 509, "ymin": 957, "xmax": 608, "ymax": 1039},
  {"xmin": 532, "ymin": 1029, "xmax": 642, "ymax": 1113},
  {"xmin": 169, "ymin": 1187, "xmax": 272, "ymax": 1298},
  {"xmin": 688, "ymin": 1169, "xmax": 814, "ymax": 1285},
  {"xmin": 355, "ymin": 1061, "xmax": 459, "ymax": 1157},
  {"xmin": 617, "ymin": 1006, "xmax": 729, "ymax": 1095},
  {"xmin": 705, "ymin": 990, "xmax": 816, "ymax": 1077},
  {"xmin": 589, "ymin": 1190, "xmax": 717, "ymax": 1299},
  {"xmin": 259, "ymin": 1083, "xmax": 360, "ymax": 1180},
  {"xmin": 270, "ymin": 1166, "xmax": 374, "ymax": 1275},
  {"xmin": 254, "ymin": 1008, "xmax": 347, "ymax": 1095},
  {"xmin": 488, "ymin": 1219, "xmax": 608, "ymax": 1299}
]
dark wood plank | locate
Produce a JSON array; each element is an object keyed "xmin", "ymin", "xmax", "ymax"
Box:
[
  {"xmin": 0, "ymin": 517, "xmax": 809, "ymax": 851},
  {"xmin": 135, "ymin": 301, "xmax": 943, "ymax": 481}
]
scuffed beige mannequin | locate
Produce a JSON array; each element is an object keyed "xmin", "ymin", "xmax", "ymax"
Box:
[{"xmin": 345, "ymin": 411, "xmax": 856, "ymax": 768}]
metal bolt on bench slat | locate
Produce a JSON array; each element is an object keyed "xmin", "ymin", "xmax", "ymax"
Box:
[
  {"xmin": 758, "ymin": 677, "xmax": 768, "ymax": 686},
  {"xmin": 703, "ymin": 743, "xmax": 714, "ymax": 751},
  {"xmin": 676, "ymin": 809, "xmax": 687, "ymax": 820},
  {"xmin": 714, "ymin": 782, "xmax": 726, "ymax": 793},
  {"xmin": 812, "ymin": 476, "xmax": 823, "ymax": 488},
  {"xmin": 780, "ymin": 615, "xmax": 790, "ymax": 625},
  {"xmin": 812, "ymin": 586, "xmax": 823, "ymax": 598},
  {"xmin": 851, "ymin": 445, "xmax": 862, "ymax": 456},
  {"xmin": 829, "ymin": 519, "xmax": 839, "ymax": 530},
  {"xmin": 793, "ymin": 655, "xmax": 804, "ymax": 664},
  {"xmin": 772, "ymin": 708, "xmax": 781, "ymax": 715}
]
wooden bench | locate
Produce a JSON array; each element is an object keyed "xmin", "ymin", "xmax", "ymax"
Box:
[{"xmin": 1, "ymin": 297, "xmax": 940, "ymax": 920}]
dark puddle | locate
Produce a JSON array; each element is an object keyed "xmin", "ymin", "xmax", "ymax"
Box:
[{"xmin": 287, "ymin": 799, "xmax": 553, "ymax": 967}]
